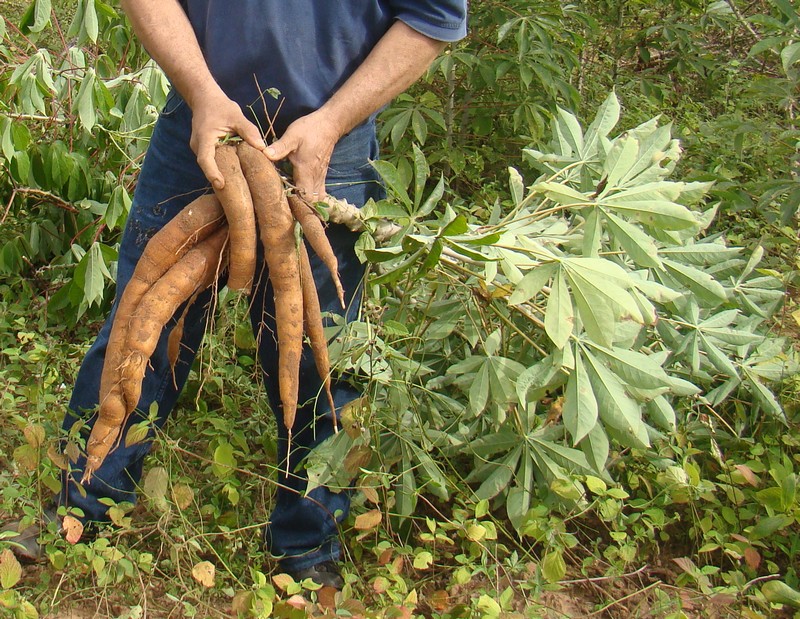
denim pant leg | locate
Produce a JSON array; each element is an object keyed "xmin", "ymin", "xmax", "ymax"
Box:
[
  {"xmin": 60, "ymin": 92, "xmax": 211, "ymax": 520},
  {"xmin": 256, "ymin": 122, "xmax": 384, "ymax": 571}
]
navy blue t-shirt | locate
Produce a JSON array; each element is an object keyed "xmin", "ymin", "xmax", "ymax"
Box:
[{"xmin": 179, "ymin": 1, "xmax": 468, "ymax": 134}]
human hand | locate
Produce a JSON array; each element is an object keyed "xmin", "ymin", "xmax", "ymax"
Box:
[
  {"xmin": 189, "ymin": 92, "xmax": 267, "ymax": 190},
  {"xmin": 265, "ymin": 109, "xmax": 344, "ymax": 200}
]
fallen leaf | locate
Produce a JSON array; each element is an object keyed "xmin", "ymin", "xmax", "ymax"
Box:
[
  {"xmin": 0, "ymin": 549, "xmax": 22, "ymax": 589},
  {"xmin": 317, "ymin": 585, "xmax": 338, "ymax": 609},
  {"xmin": 62, "ymin": 515, "xmax": 84, "ymax": 544},
  {"xmin": 171, "ymin": 483, "xmax": 195, "ymax": 510},
  {"xmin": 286, "ymin": 594, "xmax": 307, "ymax": 609},
  {"xmin": 744, "ymin": 546, "xmax": 761, "ymax": 570},
  {"xmin": 192, "ymin": 561, "xmax": 215, "ymax": 588},
  {"xmin": 354, "ymin": 509, "xmax": 382, "ymax": 531},
  {"xmin": 272, "ymin": 572, "xmax": 295, "ymax": 591},
  {"xmin": 734, "ymin": 464, "xmax": 759, "ymax": 487},
  {"xmin": 430, "ymin": 589, "xmax": 449, "ymax": 611},
  {"xmin": 360, "ymin": 485, "xmax": 380, "ymax": 505}
]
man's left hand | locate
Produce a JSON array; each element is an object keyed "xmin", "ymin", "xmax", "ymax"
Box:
[{"xmin": 265, "ymin": 109, "xmax": 343, "ymax": 201}]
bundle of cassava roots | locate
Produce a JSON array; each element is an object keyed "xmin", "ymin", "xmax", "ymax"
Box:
[{"xmin": 82, "ymin": 142, "xmax": 343, "ymax": 483}]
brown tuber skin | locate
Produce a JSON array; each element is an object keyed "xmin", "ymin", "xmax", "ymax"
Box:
[
  {"xmin": 84, "ymin": 195, "xmax": 225, "ymax": 483},
  {"xmin": 84, "ymin": 145, "xmax": 346, "ymax": 482},
  {"xmin": 212, "ymin": 143, "xmax": 257, "ymax": 291},
  {"xmin": 237, "ymin": 142, "xmax": 303, "ymax": 449},
  {"xmin": 288, "ymin": 193, "xmax": 345, "ymax": 308}
]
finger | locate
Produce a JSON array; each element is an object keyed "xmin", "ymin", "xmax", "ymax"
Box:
[
  {"xmin": 236, "ymin": 119, "xmax": 268, "ymax": 153},
  {"xmin": 265, "ymin": 135, "xmax": 297, "ymax": 162},
  {"xmin": 196, "ymin": 141, "xmax": 225, "ymax": 190}
]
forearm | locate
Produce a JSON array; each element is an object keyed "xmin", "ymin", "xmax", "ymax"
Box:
[
  {"xmin": 120, "ymin": 0, "xmax": 225, "ymax": 110},
  {"xmin": 321, "ymin": 20, "xmax": 447, "ymax": 137}
]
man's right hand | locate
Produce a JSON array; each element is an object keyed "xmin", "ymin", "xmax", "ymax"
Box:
[{"xmin": 190, "ymin": 92, "xmax": 268, "ymax": 190}]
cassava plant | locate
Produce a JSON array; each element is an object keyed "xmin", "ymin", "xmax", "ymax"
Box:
[{"xmin": 309, "ymin": 92, "xmax": 796, "ymax": 533}]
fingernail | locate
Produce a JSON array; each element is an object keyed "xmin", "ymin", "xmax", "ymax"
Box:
[{"xmin": 266, "ymin": 147, "xmax": 276, "ymax": 157}]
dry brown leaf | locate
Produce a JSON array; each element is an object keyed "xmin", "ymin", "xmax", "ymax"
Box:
[
  {"xmin": 354, "ymin": 509, "xmax": 382, "ymax": 531},
  {"xmin": 744, "ymin": 546, "xmax": 761, "ymax": 570},
  {"xmin": 272, "ymin": 572, "xmax": 295, "ymax": 591},
  {"xmin": 192, "ymin": 561, "xmax": 216, "ymax": 588},
  {"xmin": 62, "ymin": 515, "xmax": 84, "ymax": 544}
]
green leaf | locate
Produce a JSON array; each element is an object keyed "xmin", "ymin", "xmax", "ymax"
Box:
[
  {"xmin": 418, "ymin": 175, "xmax": 444, "ymax": 217},
  {"xmin": 541, "ymin": 550, "xmax": 566, "ymax": 583},
  {"xmin": 562, "ymin": 351, "xmax": 598, "ymax": 444},
  {"xmin": 509, "ymin": 167, "xmax": 525, "ymax": 207},
  {"xmin": 211, "ymin": 442, "xmax": 237, "ymax": 479},
  {"xmin": 604, "ymin": 136, "xmax": 639, "ymax": 189},
  {"xmin": 533, "ymin": 181, "xmax": 589, "ymax": 207},
  {"xmin": 590, "ymin": 344, "xmax": 673, "ymax": 390},
  {"xmin": 603, "ymin": 210, "xmax": 661, "ymax": 268},
  {"xmin": 28, "ymin": 0, "xmax": 52, "ymax": 33},
  {"xmin": 507, "ymin": 454, "xmax": 534, "ymax": 531},
  {"xmin": 469, "ymin": 362, "xmax": 490, "ymax": 415},
  {"xmin": 372, "ymin": 159, "xmax": 412, "ymax": 210},
  {"xmin": 645, "ymin": 396, "xmax": 676, "ymax": 432},
  {"xmin": 583, "ymin": 351, "xmax": 649, "ymax": 448},
  {"xmin": 75, "ymin": 69, "xmax": 98, "ymax": 131},
  {"xmin": 544, "ymin": 269, "xmax": 574, "ymax": 349},
  {"xmin": 580, "ymin": 423, "xmax": 610, "ymax": 474},
  {"xmin": 509, "ymin": 262, "xmax": 556, "ymax": 306},
  {"xmin": 582, "ymin": 91, "xmax": 620, "ymax": 157},
  {"xmin": 474, "ymin": 446, "xmax": 521, "ymax": 501},
  {"xmin": 412, "ymin": 143, "xmax": 429, "ymax": 210},
  {"xmin": 663, "ymin": 259, "xmax": 728, "ymax": 304}
]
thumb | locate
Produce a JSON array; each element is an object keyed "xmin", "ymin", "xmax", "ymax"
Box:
[{"xmin": 265, "ymin": 135, "xmax": 297, "ymax": 162}]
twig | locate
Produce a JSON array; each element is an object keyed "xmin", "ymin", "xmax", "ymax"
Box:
[
  {"xmin": 585, "ymin": 581, "xmax": 660, "ymax": 617},
  {"xmin": 558, "ymin": 563, "xmax": 649, "ymax": 585}
]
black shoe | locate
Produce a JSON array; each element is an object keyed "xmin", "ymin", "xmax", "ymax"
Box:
[
  {"xmin": 287, "ymin": 560, "xmax": 344, "ymax": 589},
  {"xmin": 0, "ymin": 506, "xmax": 61, "ymax": 563}
]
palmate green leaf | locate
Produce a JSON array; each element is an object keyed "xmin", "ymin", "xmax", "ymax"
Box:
[
  {"xmin": 508, "ymin": 262, "xmax": 556, "ymax": 305},
  {"xmin": 582, "ymin": 91, "xmax": 620, "ymax": 159},
  {"xmin": 580, "ymin": 423, "xmax": 610, "ymax": 475},
  {"xmin": 507, "ymin": 452, "xmax": 534, "ymax": 531},
  {"xmin": 533, "ymin": 181, "xmax": 589, "ymax": 207},
  {"xmin": 544, "ymin": 269, "xmax": 574, "ymax": 349},
  {"xmin": 604, "ymin": 135, "xmax": 639, "ymax": 189},
  {"xmin": 645, "ymin": 395, "xmax": 677, "ymax": 432},
  {"xmin": 662, "ymin": 259, "xmax": 728, "ymax": 304},
  {"xmin": 473, "ymin": 446, "xmax": 521, "ymax": 501},
  {"xmin": 603, "ymin": 210, "xmax": 661, "ymax": 268},
  {"xmin": 583, "ymin": 350, "xmax": 650, "ymax": 449},
  {"xmin": 562, "ymin": 350, "xmax": 597, "ymax": 445}
]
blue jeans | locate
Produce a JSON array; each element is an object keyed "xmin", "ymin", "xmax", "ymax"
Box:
[{"xmin": 60, "ymin": 90, "xmax": 384, "ymax": 571}]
